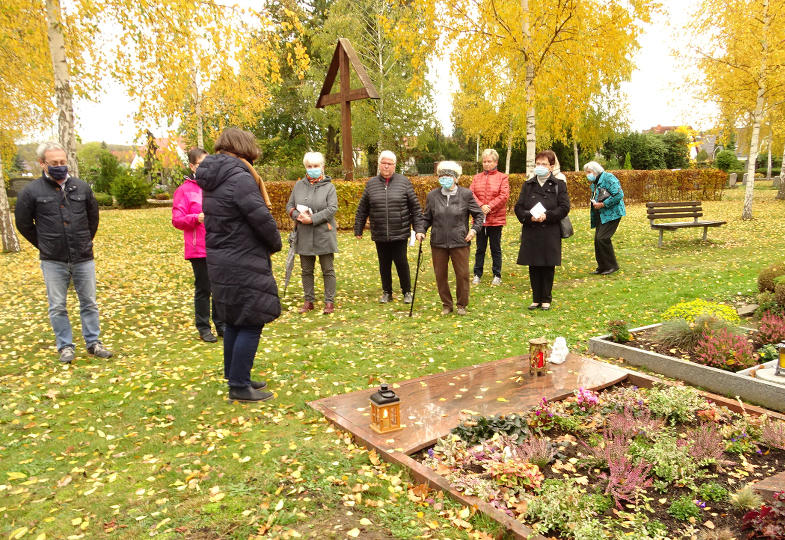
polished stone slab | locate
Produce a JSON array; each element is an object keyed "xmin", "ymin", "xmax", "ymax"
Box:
[{"xmin": 309, "ymin": 354, "xmax": 628, "ymax": 455}]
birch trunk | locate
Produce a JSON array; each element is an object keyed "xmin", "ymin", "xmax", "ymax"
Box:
[
  {"xmin": 505, "ymin": 122, "xmax": 512, "ymax": 174},
  {"xmin": 766, "ymin": 130, "xmax": 772, "ymax": 179},
  {"xmin": 573, "ymin": 140, "xmax": 579, "ymax": 171},
  {"xmin": 45, "ymin": 0, "xmax": 78, "ymax": 178},
  {"xmin": 191, "ymin": 69, "xmax": 204, "ymax": 148},
  {"xmin": 0, "ymin": 154, "xmax": 21, "ymax": 253},
  {"xmin": 742, "ymin": 88, "xmax": 764, "ymax": 220},
  {"xmin": 777, "ymin": 144, "xmax": 785, "ymax": 200},
  {"xmin": 521, "ymin": 0, "xmax": 535, "ymax": 177}
]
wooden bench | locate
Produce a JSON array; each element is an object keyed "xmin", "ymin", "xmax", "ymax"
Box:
[{"xmin": 646, "ymin": 201, "xmax": 727, "ymax": 247}]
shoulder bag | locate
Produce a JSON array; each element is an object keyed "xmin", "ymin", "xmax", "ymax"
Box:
[{"xmin": 554, "ymin": 180, "xmax": 573, "ymax": 239}]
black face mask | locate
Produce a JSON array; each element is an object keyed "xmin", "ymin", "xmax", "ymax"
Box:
[{"xmin": 48, "ymin": 165, "xmax": 68, "ymax": 181}]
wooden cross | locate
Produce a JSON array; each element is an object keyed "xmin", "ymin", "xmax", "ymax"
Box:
[{"xmin": 316, "ymin": 38, "xmax": 379, "ymax": 181}]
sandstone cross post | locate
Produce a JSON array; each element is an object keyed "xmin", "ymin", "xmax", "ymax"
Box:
[{"xmin": 316, "ymin": 38, "xmax": 379, "ymax": 180}]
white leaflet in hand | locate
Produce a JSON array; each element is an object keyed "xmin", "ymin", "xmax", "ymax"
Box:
[
  {"xmin": 409, "ymin": 229, "xmax": 416, "ymax": 246},
  {"xmin": 530, "ymin": 202, "xmax": 546, "ymax": 219},
  {"xmin": 296, "ymin": 204, "xmax": 312, "ymax": 214}
]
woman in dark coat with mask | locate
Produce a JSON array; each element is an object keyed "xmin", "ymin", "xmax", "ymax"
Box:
[
  {"xmin": 196, "ymin": 128, "xmax": 282, "ymax": 402},
  {"xmin": 514, "ymin": 150, "xmax": 570, "ymax": 311}
]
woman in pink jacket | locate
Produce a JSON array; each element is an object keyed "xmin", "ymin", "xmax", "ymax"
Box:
[
  {"xmin": 470, "ymin": 149, "xmax": 510, "ymax": 286},
  {"xmin": 172, "ymin": 148, "xmax": 224, "ymax": 342}
]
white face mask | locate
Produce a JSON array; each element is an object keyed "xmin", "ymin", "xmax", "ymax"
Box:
[{"xmin": 534, "ymin": 165, "xmax": 549, "ymax": 177}]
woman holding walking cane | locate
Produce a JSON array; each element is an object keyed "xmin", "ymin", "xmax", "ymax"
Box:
[{"xmin": 417, "ymin": 161, "xmax": 484, "ymax": 315}]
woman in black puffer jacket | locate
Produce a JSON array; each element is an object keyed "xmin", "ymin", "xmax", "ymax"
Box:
[
  {"xmin": 353, "ymin": 150, "xmax": 425, "ymax": 304},
  {"xmin": 196, "ymin": 128, "xmax": 282, "ymax": 402}
]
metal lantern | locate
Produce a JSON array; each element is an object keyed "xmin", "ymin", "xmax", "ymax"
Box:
[
  {"xmin": 776, "ymin": 343, "xmax": 785, "ymax": 377},
  {"xmin": 529, "ymin": 337, "xmax": 549, "ymax": 376},
  {"xmin": 369, "ymin": 384, "xmax": 402, "ymax": 434}
]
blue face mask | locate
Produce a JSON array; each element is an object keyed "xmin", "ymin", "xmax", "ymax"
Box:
[
  {"xmin": 306, "ymin": 167, "xmax": 322, "ymax": 179},
  {"xmin": 439, "ymin": 176, "xmax": 454, "ymax": 189},
  {"xmin": 48, "ymin": 165, "xmax": 68, "ymax": 181},
  {"xmin": 587, "ymin": 173, "xmax": 596, "ymax": 182},
  {"xmin": 533, "ymin": 165, "xmax": 549, "ymax": 177}
]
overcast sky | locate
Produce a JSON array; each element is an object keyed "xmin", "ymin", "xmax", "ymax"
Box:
[{"xmin": 64, "ymin": 0, "xmax": 714, "ymax": 146}]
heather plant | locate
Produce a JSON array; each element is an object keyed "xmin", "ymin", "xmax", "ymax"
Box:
[
  {"xmin": 694, "ymin": 328, "xmax": 756, "ymax": 372},
  {"xmin": 606, "ymin": 406, "xmax": 663, "ymax": 440},
  {"xmin": 607, "ymin": 319, "xmax": 631, "ymax": 343},
  {"xmin": 513, "ymin": 436, "xmax": 556, "ymax": 469},
  {"xmin": 655, "ymin": 314, "xmax": 737, "ymax": 350},
  {"xmin": 526, "ymin": 478, "xmax": 605, "ymax": 537},
  {"xmin": 697, "ymin": 481, "xmax": 729, "ymax": 502},
  {"xmin": 601, "ymin": 452, "xmax": 653, "ymax": 509},
  {"xmin": 583, "ymin": 431, "xmax": 631, "ymax": 468},
  {"xmin": 662, "ymin": 299, "xmax": 740, "ymax": 324},
  {"xmin": 757, "ymin": 311, "xmax": 785, "ymax": 344},
  {"xmin": 686, "ymin": 424, "xmax": 726, "ymax": 465},
  {"xmin": 646, "ymin": 384, "xmax": 709, "ymax": 425},
  {"xmin": 761, "ymin": 419, "xmax": 785, "ymax": 450},
  {"xmin": 668, "ymin": 495, "xmax": 702, "ymax": 521},
  {"xmin": 730, "ymin": 484, "xmax": 764, "ymax": 510}
]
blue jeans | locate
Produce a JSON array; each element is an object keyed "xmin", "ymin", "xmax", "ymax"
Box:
[
  {"xmin": 223, "ymin": 324, "xmax": 264, "ymax": 388},
  {"xmin": 40, "ymin": 259, "xmax": 101, "ymax": 351}
]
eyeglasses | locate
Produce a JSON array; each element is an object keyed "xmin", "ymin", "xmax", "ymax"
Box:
[
  {"xmin": 379, "ymin": 161, "xmax": 395, "ymax": 166},
  {"xmin": 45, "ymin": 160, "xmax": 68, "ymax": 167}
]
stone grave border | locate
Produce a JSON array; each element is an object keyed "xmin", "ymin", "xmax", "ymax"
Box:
[
  {"xmin": 589, "ymin": 323, "xmax": 785, "ymax": 412},
  {"xmin": 310, "ymin": 358, "xmax": 785, "ymax": 539}
]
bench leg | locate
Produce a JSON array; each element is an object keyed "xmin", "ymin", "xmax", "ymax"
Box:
[
  {"xmin": 658, "ymin": 229, "xmax": 663, "ymax": 248},
  {"xmin": 702, "ymin": 227, "xmax": 708, "ymax": 241}
]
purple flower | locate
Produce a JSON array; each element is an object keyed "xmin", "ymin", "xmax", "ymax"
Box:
[
  {"xmin": 694, "ymin": 499, "xmax": 706, "ymax": 508},
  {"xmin": 427, "ymin": 448, "xmax": 435, "ymax": 458}
]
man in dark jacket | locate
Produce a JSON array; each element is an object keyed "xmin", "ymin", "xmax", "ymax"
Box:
[
  {"xmin": 14, "ymin": 142, "xmax": 113, "ymax": 364},
  {"xmin": 353, "ymin": 150, "xmax": 425, "ymax": 304}
]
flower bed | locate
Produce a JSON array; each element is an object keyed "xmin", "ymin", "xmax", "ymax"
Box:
[{"xmin": 418, "ymin": 384, "xmax": 785, "ymax": 539}]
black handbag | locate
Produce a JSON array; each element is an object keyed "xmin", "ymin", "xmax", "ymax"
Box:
[
  {"xmin": 554, "ymin": 181, "xmax": 573, "ymax": 239},
  {"xmin": 595, "ymin": 187, "xmax": 611, "ymax": 202}
]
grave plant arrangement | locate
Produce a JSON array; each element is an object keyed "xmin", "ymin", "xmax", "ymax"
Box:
[
  {"xmin": 618, "ymin": 299, "xmax": 785, "ymax": 373},
  {"xmin": 420, "ymin": 383, "xmax": 785, "ymax": 539}
]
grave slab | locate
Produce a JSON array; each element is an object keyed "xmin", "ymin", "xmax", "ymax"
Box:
[{"xmin": 309, "ymin": 354, "xmax": 627, "ymax": 455}]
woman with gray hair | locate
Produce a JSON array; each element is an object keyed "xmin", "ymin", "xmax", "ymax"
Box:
[
  {"xmin": 286, "ymin": 151, "xmax": 339, "ymax": 314},
  {"xmin": 417, "ymin": 161, "xmax": 484, "ymax": 315},
  {"xmin": 583, "ymin": 161, "xmax": 625, "ymax": 275},
  {"xmin": 354, "ymin": 150, "xmax": 425, "ymax": 304}
]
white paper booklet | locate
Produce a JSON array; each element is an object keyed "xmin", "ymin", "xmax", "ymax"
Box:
[
  {"xmin": 530, "ymin": 202, "xmax": 546, "ymax": 219},
  {"xmin": 296, "ymin": 204, "xmax": 312, "ymax": 215}
]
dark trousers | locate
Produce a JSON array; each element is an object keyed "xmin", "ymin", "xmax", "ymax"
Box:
[
  {"xmin": 529, "ymin": 266, "xmax": 555, "ymax": 303},
  {"xmin": 431, "ymin": 245, "xmax": 471, "ymax": 309},
  {"xmin": 223, "ymin": 323, "xmax": 263, "ymax": 388},
  {"xmin": 473, "ymin": 225, "xmax": 503, "ymax": 278},
  {"xmin": 190, "ymin": 258, "xmax": 223, "ymax": 333},
  {"xmin": 375, "ymin": 240, "xmax": 411, "ymax": 294},
  {"xmin": 594, "ymin": 218, "xmax": 621, "ymax": 271}
]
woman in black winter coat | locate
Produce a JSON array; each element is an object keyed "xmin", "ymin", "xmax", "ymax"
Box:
[
  {"xmin": 196, "ymin": 128, "xmax": 282, "ymax": 402},
  {"xmin": 514, "ymin": 150, "xmax": 570, "ymax": 311}
]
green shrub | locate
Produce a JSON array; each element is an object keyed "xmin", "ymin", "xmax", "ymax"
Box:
[
  {"xmin": 93, "ymin": 192, "xmax": 114, "ymax": 207},
  {"xmin": 526, "ymin": 478, "xmax": 604, "ymax": 536},
  {"xmin": 655, "ymin": 315, "xmax": 736, "ymax": 350},
  {"xmin": 715, "ymin": 150, "xmax": 740, "ymax": 172},
  {"xmin": 730, "ymin": 484, "xmax": 763, "ymax": 510},
  {"xmin": 661, "ymin": 299, "xmax": 740, "ymax": 324},
  {"xmin": 112, "ymin": 170, "xmax": 150, "ymax": 209},
  {"xmin": 756, "ymin": 291, "xmax": 785, "ymax": 316},
  {"xmin": 668, "ymin": 495, "xmax": 701, "ymax": 521},
  {"xmin": 646, "ymin": 384, "xmax": 709, "ymax": 425},
  {"xmin": 697, "ymin": 481, "xmax": 728, "ymax": 502},
  {"xmin": 630, "ymin": 430, "xmax": 698, "ymax": 483},
  {"xmin": 607, "ymin": 320, "xmax": 631, "ymax": 343},
  {"xmin": 757, "ymin": 263, "xmax": 785, "ymax": 292},
  {"xmin": 775, "ymin": 281, "xmax": 785, "ymax": 310}
]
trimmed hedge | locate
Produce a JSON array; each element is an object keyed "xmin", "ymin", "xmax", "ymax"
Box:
[{"xmin": 265, "ymin": 169, "xmax": 727, "ymax": 230}]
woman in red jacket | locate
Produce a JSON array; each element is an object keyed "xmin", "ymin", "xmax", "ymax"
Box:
[{"xmin": 470, "ymin": 149, "xmax": 510, "ymax": 286}]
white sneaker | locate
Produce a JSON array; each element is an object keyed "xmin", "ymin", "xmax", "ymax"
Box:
[
  {"xmin": 471, "ymin": 275, "xmax": 481, "ymax": 285},
  {"xmin": 491, "ymin": 276, "xmax": 502, "ymax": 286}
]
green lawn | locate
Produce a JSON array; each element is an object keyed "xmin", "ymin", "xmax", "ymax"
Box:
[{"xmin": 1, "ymin": 184, "xmax": 783, "ymax": 539}]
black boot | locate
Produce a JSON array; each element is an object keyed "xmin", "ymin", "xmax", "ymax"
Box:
[
  {"xmin": 250, "ymin": 380, "xmax": 267, "ymax": 390},
  {"xmin": 228, "ymin": 386, "xmax": 273, "ymax": 402}
]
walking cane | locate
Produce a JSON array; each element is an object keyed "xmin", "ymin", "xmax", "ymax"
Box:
[{"xmin": 409, "ymin": 240, "xmax": 424, "ymax": 317}]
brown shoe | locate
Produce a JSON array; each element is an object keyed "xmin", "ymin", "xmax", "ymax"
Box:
[
  {"xmin": 298, "ymin": 301, "xmax": 314, "ymax": 314},
  {"xmin": 323, "ymin": 302, "xmax": 335, "ymax": 314},
  {"xmin": 456, "ymin": 306, "xmax": 467, "ymax": 316},
  {"xmin": 441, "ymin": 307, "xmax": 453, "ymax": 315}
]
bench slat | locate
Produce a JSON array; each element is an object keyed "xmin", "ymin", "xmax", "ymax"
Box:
[
  {"xmin": 646, "ymin": 201, "xmax": 701, "ymax": 208},
  {"xmin": 647, "ymin": 212, "xmax": 703, "ymax": 220},
  {"xmin": 651, "ymin": 221, "xmax": 726, "ymax": 230}
]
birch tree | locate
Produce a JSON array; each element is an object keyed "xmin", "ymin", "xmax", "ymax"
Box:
[{"xmin": 691, "ymin": 0, "xmax": 785, "ymax": 219}]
